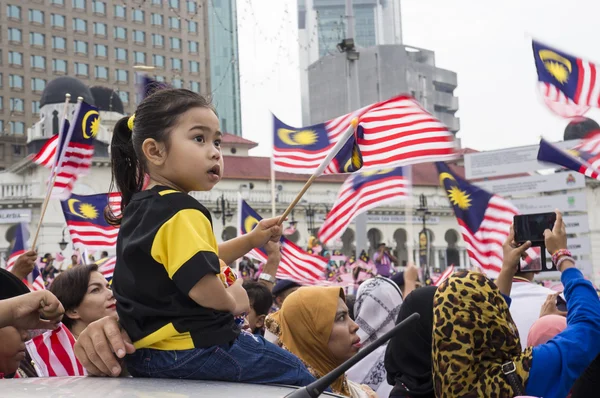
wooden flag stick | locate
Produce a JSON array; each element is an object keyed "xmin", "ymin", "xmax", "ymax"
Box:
[
  {"xmin": 277, "ymin": 118, "xmax": 359, "ymax": 225},
  {"xmin": 31, "ymin": 94, "xmax": 73, "ymax": 250}
]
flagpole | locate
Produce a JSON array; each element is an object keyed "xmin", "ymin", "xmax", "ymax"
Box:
[
  {"xmin": 405, "ymin": 166, "xmax": 414, "ymax": 268},
  {"xmin": 31, "ymin": 94, "xmax": 73, "ymax": 250},
  {"xmin": 270, "ymin": 157, "xmax": 276, "ymax": 218},
  {"xmin": 277, "ymin": 119, "xmax": 358, "ymax": 225}
]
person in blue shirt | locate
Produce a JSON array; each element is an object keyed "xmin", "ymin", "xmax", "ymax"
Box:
[{"xmin": 431, "ymin": 211, "xmax": 600, "ymax": 398}]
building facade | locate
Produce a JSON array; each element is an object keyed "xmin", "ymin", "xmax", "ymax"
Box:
[
  {"xmin": 0, "ymin": 0, "xmax": 211, "ymax": 169},
  {"xmin": 207, "ymin": 0, "xmax": 241, "ymax": 136},
  {"xmin": 307, "ymin": 45, "xmax": 460, "ymax": 132}
]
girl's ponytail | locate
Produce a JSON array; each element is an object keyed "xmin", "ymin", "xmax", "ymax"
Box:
[{"xmin": 105, "ymin": 116, "xmax": 144, "ymax": 226}]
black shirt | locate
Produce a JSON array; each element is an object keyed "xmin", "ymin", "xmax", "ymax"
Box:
[{"xmin": 112, "ymin": 186, "xmax": 239, "ymax": 350}]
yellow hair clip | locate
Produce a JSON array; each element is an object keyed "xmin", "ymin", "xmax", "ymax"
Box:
[{"xmin": 127, "ymin": 114, "xmax": 135, "ymax": 131}]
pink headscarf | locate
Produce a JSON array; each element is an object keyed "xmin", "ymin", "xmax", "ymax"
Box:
[{"xmin": 527, "ymin": 315, "xmax": 567, "ymax": 347}]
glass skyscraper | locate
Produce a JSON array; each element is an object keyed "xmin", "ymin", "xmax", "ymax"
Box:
[{"xmin": 208, "ymin": 0, "xmax": 242, "ymax": 136}]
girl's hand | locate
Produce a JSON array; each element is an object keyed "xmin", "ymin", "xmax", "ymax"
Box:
[
  {"xmin": 249, "ymin": 217, "xmax": 283, "ymax": 248},
  {"xmin": 539, "ymin": 293, "xmax": 567, "ymax": 318},
  {"xmin": 544, "ymin": 210, "xmax": 567, "ymax": 255}
]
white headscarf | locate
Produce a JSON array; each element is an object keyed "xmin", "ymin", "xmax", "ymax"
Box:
[{"xmin": 347, "ymin": 276, "xmax": 403, "ymax": 397}]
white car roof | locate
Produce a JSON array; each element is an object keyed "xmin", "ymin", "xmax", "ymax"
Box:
[{"xmin": 3, "ymin": 376, "xmax": 346, "ymax": 397}]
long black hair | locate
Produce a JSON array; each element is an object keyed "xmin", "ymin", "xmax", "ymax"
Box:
[{"xmin": 105, "ymin": 89, "xmax": 214, "ymax": 225}]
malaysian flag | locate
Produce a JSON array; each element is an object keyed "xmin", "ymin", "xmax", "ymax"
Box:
[
  {"xmin": 6, "ymin": 222, "xmax": 28, "ymax": 271},
  {"xmin": 537, "ymin": 137, "xmax": 600, "ymax": 179},
  {"xmin": 533, "ymin": 40, "xmax": 598, "ymax": 118},
  {"xmin": 95, "ymin": 256, "xmax": 116, "ymax": 282},
  {"xmin": 436, "ymin": 162, "xmax": 519, "ymax": 278},
  {"xmin": 51, "ymin": 101, "xmax": 99, "ymax": 200},
  {"xmin": 60, "ymin": 193, "xmax": 119, "ymax": 249},
  {"xmin": 137, "ymin": 74, "xmax": 171, "ymax": 103},
  {"xmin": 26, "ymin": 323, "xmax": 86, "ymax": 377},
  {"xmin": 238, "ymin": 199, "xmax": 327, "ymax": 284},
  {"xmin": 26, "ymin": 262, "xmax": 46, "ymax": 291},
  {"xmin": 273, "ymin": 95, "xmax": 457, "ymax": 175},
  {"xmin": 433, "ymin": 264, "xmax": 455, "ymax": 286},
  {"xmin": 318, "ymin": 167, "xmax": 410, "ymax": 244},
  {"xmin": 32, "ymin": 134, "xmax": 60, "ymax": 168}
]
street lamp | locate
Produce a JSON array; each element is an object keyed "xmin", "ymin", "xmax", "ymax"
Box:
[
  {"xmin": 213, "ymin": 194, "xmax": 233, "ymax": 227},
  {"xmin": 304, "ymin": 203, "xmax": 329, "ymax": 237},
  {"xmin": 416, "ymin": 194, "xmax": 432, "ymax": 282},
  {"xmin": 58, "ymin": 227, "xmax": 68, "ymax": 251}
]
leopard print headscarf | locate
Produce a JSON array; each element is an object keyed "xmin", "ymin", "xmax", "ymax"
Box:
[{"xmin": 431, "ymin": 271, "xmax": 533, "ymax": 397}]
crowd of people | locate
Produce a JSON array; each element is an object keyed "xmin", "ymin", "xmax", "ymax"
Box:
[{"xmin": 1, "ymin": 89, "xmax": 600, "ymax": 398}]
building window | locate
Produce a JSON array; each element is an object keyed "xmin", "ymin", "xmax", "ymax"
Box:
[
  {"xmin": 50, "ymin": 0, "xmax": 65, "ymax": 5},
  {"xmin": 189, "ymin": 81, "xmax": 200, "ymax": 92},
  {"xmin": 114, "ymin": 5, "xmax": 126, "ymax": 19},
  {"xmin": 53, "ymin": 59, "xmax": 68, "ymax": 74},
  {"xmin": 155, "ymin": 75, "xmax": 165, "ymax": 82},
  {"xmin": 74, "ymin": 40, "xmax": 88, "ymax": 55},
  {"xmin": 9, "ymin": 75, "xmax": 24, "ymax": 90},
  {"xmin": 94, "ymin": 44, "xmax": 107, "ymax": 58},
  {"xmin": 152, "ymin": 34, "xmax": 164, "ymax": 47},
  {"xmin": 133, "ymin": 30, "xmax": 146, "ymax": 44},
  {"xmin": 132, "ymin": 9, "xmax": 144, "ymax": 23},
  {"xmin": 114, "ymin": 26, "xmax": 127, "ymax": 40},
  {"xmin": 189, "ymin": 61, "xmax": 199, "ymax": 73},
  {"xmin": 73, "ymin": 18, "xmax": 87, "ymax": 33},
  {"xmin": 169, "ymin": 16, "xmax": 180, "ymax": 30},
  {"xmin": 72, "ymin": 0, "xmax": 86, "ymax": 10},
  {"xmin": 188, "ymin": 41, "xmax": 199, "ymax": 54},
  {"xmin": 31, "ymin": 78, "xmax": 46, "ymax": 93},
  {"xmin": 51, "ymin": 14, "xmax": 66, "ymax": 28},
  {"xmin": 8, "ymin": 28, "xmax": 22, "ymax": 44},
  {"xmin": 188, "ymin": 20, "xmax": 197, "ymax": 33},
  {"xmin": 10, "ymin": 122, "xmax": 25, "ymax": 135},
  {"xmin": 0, "ymin": 120, "xmax": 3, "ymax": 133},
  {"xmin": 95, "ymin": 65, "xmax": 108, "ymax": 80},
  {"xmin": 170, "ymin": 37, "xmax": 182, "ymax": 51},
  {"xmin": 10, "ymin": 98, "xmax": 24, "ymax": 113},
  {"xmin": 30, "ymin": 32, "xmax": 46, "ymax": 47},
  {"xmin": 0, "ymin": 97, "xmax": 3, "ymax": 110},
  {"xmin": 32, "ymin": 101, "xmax": 41, "ymax": 115},
  {"xmin": 6, "ymin": 5, "xmax": 21, "ymax": 20},
  {"xmin": 94, "ymin": 22, "xmax": 107, "ymax": 37},
  {"xmin": 169, "ymin": 0, "xmax": 180, "ymax": 9},
  {"xmin": 52, "ymin": 36, "xmax": 67, "ymax": 51},
  {"xmin": 172, "ymin": 79, "xmax": 183, "ymax": 89},
  {"xmin": 8, "ymin": 52, "xmax": 23, "ymax": 67},
  {"xmin": 151, "ymin": 0, "xmax": 161, "ymax": 5},
  {"xmin": 115, "ymin": 69, "xmax": 128, "ymax": 83},
  {"xmin": 171, "ymin": 58, "xmax": 182, "ymax": 71},
  {"xmin": 92, "ymin": 0, "xmax": 106, "ymax": 15},
  {"xmin": 28, "ymin": 9, "xmax": 44, "ymax": 24},
  {"xmin": 119, "ymin": 91, "xmax": 129, "ymax": 105},
  {"xmin": 187, "ymin": 1, "xmax": 197, "ymax": 13},
  {"xmin": 31, "ymin": 55, "xmax": 46, "ymax": 70},
  {"xmin": 0, "ymin": 74, "xmax": 2, "ymax": 88},
  {"xmin": 74, "ymin": 62, "xmax": 89, "ymax": 77},
  {"xmin": 153, "ymin": 54, "xmax": 165, "ymax": 68},
  {"xmin": 115, "ymin": 48, "xmax": 128, "ymax": 62},
  {"xmin": 151, "ymin": 13, "xmax": 163, "ymax": 26},
  {"xmin": 134, "ymin": 51, "xmax": 146, "ymax": 65}
]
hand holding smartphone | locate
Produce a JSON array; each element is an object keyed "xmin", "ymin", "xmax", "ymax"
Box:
[{"xmin": 513, "ymin": 212, "xmax": 558, "ymax": 272}]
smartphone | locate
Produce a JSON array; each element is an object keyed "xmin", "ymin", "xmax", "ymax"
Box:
[{"xmin": 513, "ymin": 212, "xmax": 557, "ymax": 245}]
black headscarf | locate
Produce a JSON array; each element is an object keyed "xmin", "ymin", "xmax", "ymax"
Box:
[
  {"xmin": 384, "ymin": 286, "xmax": 437, "ymax": 398},
  {"xmin": 571, "ymin": 354, "xmax": 600, "ymax": 398}
]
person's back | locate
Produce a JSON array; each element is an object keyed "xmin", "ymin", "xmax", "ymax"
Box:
[{"xmin": 509, "ymin": 274, "xmax": 559, "ymax": 350}]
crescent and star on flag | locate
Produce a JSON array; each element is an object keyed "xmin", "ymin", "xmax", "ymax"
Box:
[
  {"xmin": 67, "ymin": 199, "xmax": 99, "ymax": 219},
  {"xmin": 439, "ymin": 172, "xmax": 472, "ymax": 210},
  {"xmin": 538, "ymin": 49, "xmax": 572, "ymax": 85}
]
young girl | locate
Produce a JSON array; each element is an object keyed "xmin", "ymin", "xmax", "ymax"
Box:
[{"xmin": 107, "ymin": 89, "xmax": 315, "ymax": 385}]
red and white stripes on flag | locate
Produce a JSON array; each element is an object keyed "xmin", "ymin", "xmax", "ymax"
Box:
[
  {"xmin": 32, "ymin": 135, "xmax": 59, "ymax": 168},
  {"xmin": 96, "ymin": 256, "xmax": 116, "ymax": 281},
  {"xmin": 539, "ymin": 82, "xmax": 591, "ymax": 118},
  {"xmin": 434, "ymin": 264, "xmax": 455, "ymax": 286},
  {"xmin": 279, "ymin": 240, "xmax": 328, "ymax": 284},
  {"xmin": 108, "ymin": 192, "xmax": 122, "ymax": 218},
  {"xmin": 25, "ymin": 323, "xmax": 86, "ymax": 377}
]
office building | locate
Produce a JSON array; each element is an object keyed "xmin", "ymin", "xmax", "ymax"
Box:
[
  {"xmin": 0, "ymin": 0, "xmax": 211, "ymax": 169},
  {"xmin": 207, "ymin": 0, "xmax": 242, "ymax": 136},
  {"xmin": 307, "ymin": 45, "xmax": 460, "ymax": 133}
]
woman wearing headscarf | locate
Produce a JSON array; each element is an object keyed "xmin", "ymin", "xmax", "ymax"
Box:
[
  {"xmin": 385, "ymin": 286, "xmax": 437, "ymax": 398},
  {"xmin": 347, "ymin": 277, "xmax": 404, "ymax": 396},
  {"xmin": 266, "ymin": 286, "xmax": 376, "ymax": 398},
  {"xmin": 432, "ymin": 213, "xmax": 600, "ymax": 398}
]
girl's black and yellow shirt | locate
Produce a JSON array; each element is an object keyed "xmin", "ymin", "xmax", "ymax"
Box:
[{"xmin": 112, "ymin": 186, "xmax": 239, "ymax": 350}]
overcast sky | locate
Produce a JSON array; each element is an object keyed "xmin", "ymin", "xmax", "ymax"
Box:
[{"xmin": 236, "ymin": 0, "xmax": 600, "ymax": 157}]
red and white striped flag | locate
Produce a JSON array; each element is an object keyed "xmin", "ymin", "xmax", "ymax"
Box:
[
  {"xmin": 273, "ymin": 95, "xmax": 457, "ymax": 174},
  {"xmin": 96, "ymin": 256, "xmax": 116, "ymax": 282},
  {"xmin": 26, "ymin": 323, "xmax": 86, "ymax": 377},
  {"xmin": 32, "ymin": 135, "xmax": 59, "ymax": 168},
  {"xmin": 319, "ymin": 167, "xmax": 410, "ymax": 244},
  {"xmin": 60, "ymin": 193, "xmax": 119, "ymax": 249},
  {"xmin": 433, "ymin": 264, "xmax": 455, "ymax": 286}
]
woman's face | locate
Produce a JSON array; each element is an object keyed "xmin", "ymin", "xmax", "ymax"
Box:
[
  {"xmin": 327, "ymin": 297, "xmax": 360, "ymax": 364},
  {"xmin": 69, "ymin": 272, "xmax": 117, "ymax": 326},
  {"xmin": 0, "ymin": 326, "xmax": 28, "ymax": 375}
]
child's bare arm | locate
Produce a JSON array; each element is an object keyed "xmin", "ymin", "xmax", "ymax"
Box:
[{"xmin": 188, "ymin": 276, "xmax": 249, "ymax": 315}]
